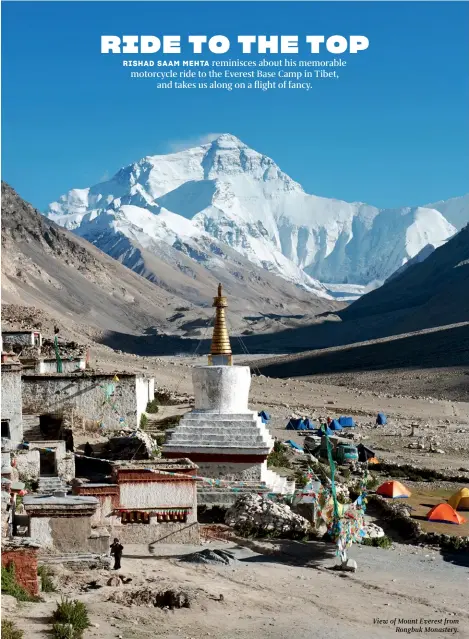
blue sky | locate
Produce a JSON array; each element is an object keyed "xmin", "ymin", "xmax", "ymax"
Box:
[{"xmin": 2, "ymin": 1, "xmax": 468, "ymax": 211}]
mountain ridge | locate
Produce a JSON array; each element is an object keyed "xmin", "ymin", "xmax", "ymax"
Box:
[
  {"xmin": 47, "ymin": 134, "xmax": 466, "ymax": 289},
  {"xmin": 2, "ymin": 181, "xmax": 339, "ymax": 342}
]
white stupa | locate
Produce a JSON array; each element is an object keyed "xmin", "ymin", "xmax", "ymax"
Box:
[{"xmin": 163, "ymin": 284, "xmax": 291, "ymax": 492}]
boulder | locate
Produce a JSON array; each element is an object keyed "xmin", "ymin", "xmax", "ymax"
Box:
[
  {"xmin": 107, "ymin": 575, "xmax": 122, "ymax": 587},
  {"xmin": 362, "ymin": 523, "xmax": 385, "ymax": 539}
]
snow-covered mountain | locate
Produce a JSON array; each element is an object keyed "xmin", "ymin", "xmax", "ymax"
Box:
[
  {"xmin": 47, "ymin": 134, "xmax": 466, "ymax": 290},
  {"xmin": 385, "ymin": 243, "xmax": 438, "ymax": 282},
  {"xmin": 425, "ymin": 194, "xmax": 469, "ymax": 232}
]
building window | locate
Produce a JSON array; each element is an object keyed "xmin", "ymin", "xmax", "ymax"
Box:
[
  {"xmin": 121, "ymin": 511, "xmax": 150, "ymax": 524},
  {"xmin": 1, "ymin": 421, "xmax": 10, "ymax": 439}
]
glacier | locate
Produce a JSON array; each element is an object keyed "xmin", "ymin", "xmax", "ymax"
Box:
[{"xmin": 47, "ymin": 133, "xmax": 466, "ymax": 291}]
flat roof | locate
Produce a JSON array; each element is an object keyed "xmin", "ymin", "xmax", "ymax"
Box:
[
  {"xmin": 22, "ymin": 371, "xmax": 142, "ymax": 380},
  {"xmin": 115, "ymin": 458, "xmax": 198, "ymax": 471},
  {"xmin": 24, "ymin": 494, "xmax": 99, "ymax": 507},
  {"xmin": 2, "ymin": 330, "xmax": 39, "ymax": 334}
]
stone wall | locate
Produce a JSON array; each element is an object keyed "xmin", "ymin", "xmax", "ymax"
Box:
[
  {"xmin": 1, "ymin": 548, "xmax": 39, "ymax": 596},
  {"xmin": 3, "ymin": 332, "xmax": 37, "ymax": 347},
  {"xmin": 27, "ymin": 440, "xmax": 75, "ymax": 483},
  {"xmin": 1, "ymin": 365, "xmax": 23, "ymax": 444},
  {"xmin": 110, "ymin": 520, "xmax": 199, "ymax": 544},
  {"xmin": 29, "ymin": 515, "xmax": 103, "ymax": 553},
  {"xmin": 22, "ymin": 373, "xmax": 151, "ymax": 431},
  {"xmin": 14, "ymin": 449, "xmax": 40, "ymax": 481},
  {"xmin": 56, "ymin": 454, "xmax": 75, "ymax": 483}
]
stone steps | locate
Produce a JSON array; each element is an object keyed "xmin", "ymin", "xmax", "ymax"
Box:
[
  {"xmin": 168, "ymin": 434, "xmax": 269, "ymax": 444},
  {"xmin": 38, "ymin": 476, "xmax": 67, "ymax": 494},
  {"xmin": 22, "ymin": 428, "xmax": 42, "ymax": 441},
  {"xmin": 170, "ymin": 424, "xmax": 271, "ymax": 433}
]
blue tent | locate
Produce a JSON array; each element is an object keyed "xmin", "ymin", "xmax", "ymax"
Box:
[
  {"xmin": 284, "ymin": 439, "xmax": 304, "ymax": 452},
  {"xmin": 376, "ymin": 412, "xmax": 387, "ymax": 425},
  {"xmin": 329, "ymin": 419, "xmax": 343, "ymax": 431},
  {"xmin": 286, "ymin": 418, "xmax": 306, "ymax": 431},
  {"xmin": 303, "ymin": 418, "xmax": 316, "ymax": 430},
  {"xmin": 258, "ymin": 410, "xmax": 271, "ymax": 423},
  {"xmin": 338, "ymin": 416, "xmax": 355, "ymax": 428}
]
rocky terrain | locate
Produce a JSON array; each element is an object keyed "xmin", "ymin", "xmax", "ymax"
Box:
[{"xmin": 4, "ymin": 540, "xmax": 468, "ymax": 639}]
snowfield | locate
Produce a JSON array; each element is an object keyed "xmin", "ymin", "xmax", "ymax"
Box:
[{"xmin": 47, "ymin": 134, "xmax": 467, "ymax": 292}]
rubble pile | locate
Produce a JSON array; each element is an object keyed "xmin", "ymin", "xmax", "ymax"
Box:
[
  {"xmin": 5, "ymin": 337, "xmax": 87, "ymax": 361},
  {"xmin": 225, "ymin": 494, "xmax": 310, "ymax": 539},
  {"xmin": 109, "ymin": 587, "xmax": 196, "ymax": 609},
  {"xmin": 105, "ymin": 430, "xmax": 159, "ymax": 460},
  {"xmin": 41, "ymin": 339, "xmax": 88, "ymax": 360},
  {"xmin": 180, "ymin": 549, "xmax": 237, "ymax": 566},
  {"xmin": 154, "ymin": 387, "xmax": 194, "ymax": 406}
]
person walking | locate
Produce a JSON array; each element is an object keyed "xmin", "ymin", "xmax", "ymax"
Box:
[{"xmin": 110, "ymin": 538, "xmax": 123, "ymax": 570}]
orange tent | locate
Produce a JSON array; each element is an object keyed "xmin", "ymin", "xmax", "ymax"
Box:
[
  {"xmin": 376, "ymin": 480, "xmax": 411, "ymax": 498},
  {"xmin": 426, "ymin": 503, "xmax": 467, "ymax": 525}
]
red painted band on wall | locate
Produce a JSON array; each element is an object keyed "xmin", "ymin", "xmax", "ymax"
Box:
[{"xmin": 163, "ymin": 452, "xmax": 268, "ymax": 463}]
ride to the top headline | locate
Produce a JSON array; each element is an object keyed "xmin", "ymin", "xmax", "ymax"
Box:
[{"xmin": 101, "ymin": 35, "xmax": 369, "ymax": 55}]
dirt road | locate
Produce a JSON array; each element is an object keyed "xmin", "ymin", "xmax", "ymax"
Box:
[{"xmin": 6, "ymin": 541, "xmax": 468, "ymax": 639}]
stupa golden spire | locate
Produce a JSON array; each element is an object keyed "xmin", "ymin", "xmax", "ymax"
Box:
[{"xmin": 208, "ymin": 283, "xmax": 232, "ymax": 366}]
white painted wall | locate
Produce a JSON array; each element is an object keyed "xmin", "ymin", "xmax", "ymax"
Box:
[
  {"xmin": 120, "ymin": 481, "xmax": 196, "ymax": 509},
  {"xmin": 1, "ymin": 367, "xmax": 23, "ymax": 444},
  {"xmin": 193, "ymin": 366, "xmax": 251, "ymax": 413},
  {"xmin": 40, "ymin": 359, "xmax": 86, "ymax": 374}
]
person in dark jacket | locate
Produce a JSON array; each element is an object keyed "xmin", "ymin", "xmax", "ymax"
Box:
[
  {"xmin": 84, "ymin": 442, "xmax": 93, "ymax": 457},
  {"xmin": 110, "ymin": 538, "xmax": 123, "ymax": 570}
]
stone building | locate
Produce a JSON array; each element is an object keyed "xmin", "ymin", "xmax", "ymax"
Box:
[
  {"xmin": 14, "ymin": 440, "xmax": 75, "ymax": 487},
  {"xmin": 73, "ymin": 458, "xmax": 199, "ymax": 544},
  {"xmin": 163, "ymin": 284, "xmax": 291, "ymax": 494},
  {"xmin": 2, "ymin": 330, "xmax": 42, "ymax": 348},
  {"xmin": 1, "ymin": 360, "xmax": 23, "ymax": 444},
  {"xmin": 22, "ymin": 493, "xmax": 109, "ymax": 553},
  {"xmin": 22, "ymin": 372, "xmax": 154, "ymax": 431}
]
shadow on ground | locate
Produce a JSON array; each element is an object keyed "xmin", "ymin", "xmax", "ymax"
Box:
[
  {"xmin": 234, "ymin": 538, "xmax": 336, "ymax": 568},
  {"xmin": 439, "ymin": 549, "xmax": 469, "ymax": 568}
]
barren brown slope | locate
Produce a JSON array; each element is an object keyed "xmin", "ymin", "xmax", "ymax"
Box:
[
  {"xmin": 1, "ymin": 182, "xmax": 342, "ymax": 342},
  {"xmin": 1, "ymin": 181, "xmax": 188, "ymax": 337},
  {"xmin": 339, "ymin": 223, "xmax": 469, "ymax": 328}
]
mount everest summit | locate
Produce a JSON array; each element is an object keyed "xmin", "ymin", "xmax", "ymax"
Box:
[{"xmin": 46, "ymin": 134, "xmax": 467, "ymax": 296}]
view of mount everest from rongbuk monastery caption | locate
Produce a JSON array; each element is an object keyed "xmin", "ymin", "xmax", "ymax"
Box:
[{"xmin": 46, "ymin": 133, "xmax": 469, "ymax": 298}]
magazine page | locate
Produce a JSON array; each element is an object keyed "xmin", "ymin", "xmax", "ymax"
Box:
[{"xmin": 1, "ymin": 1, "xmax": 468, "ymax": 638}]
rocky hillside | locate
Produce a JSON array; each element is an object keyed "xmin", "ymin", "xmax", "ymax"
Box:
[
  {"xmin": 1, "ymin": 182, "xmax": 340, "ymax": 342},
  {"xmin": 339, "ymin": 223, "xmax": 469, "ymax": 331}
]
